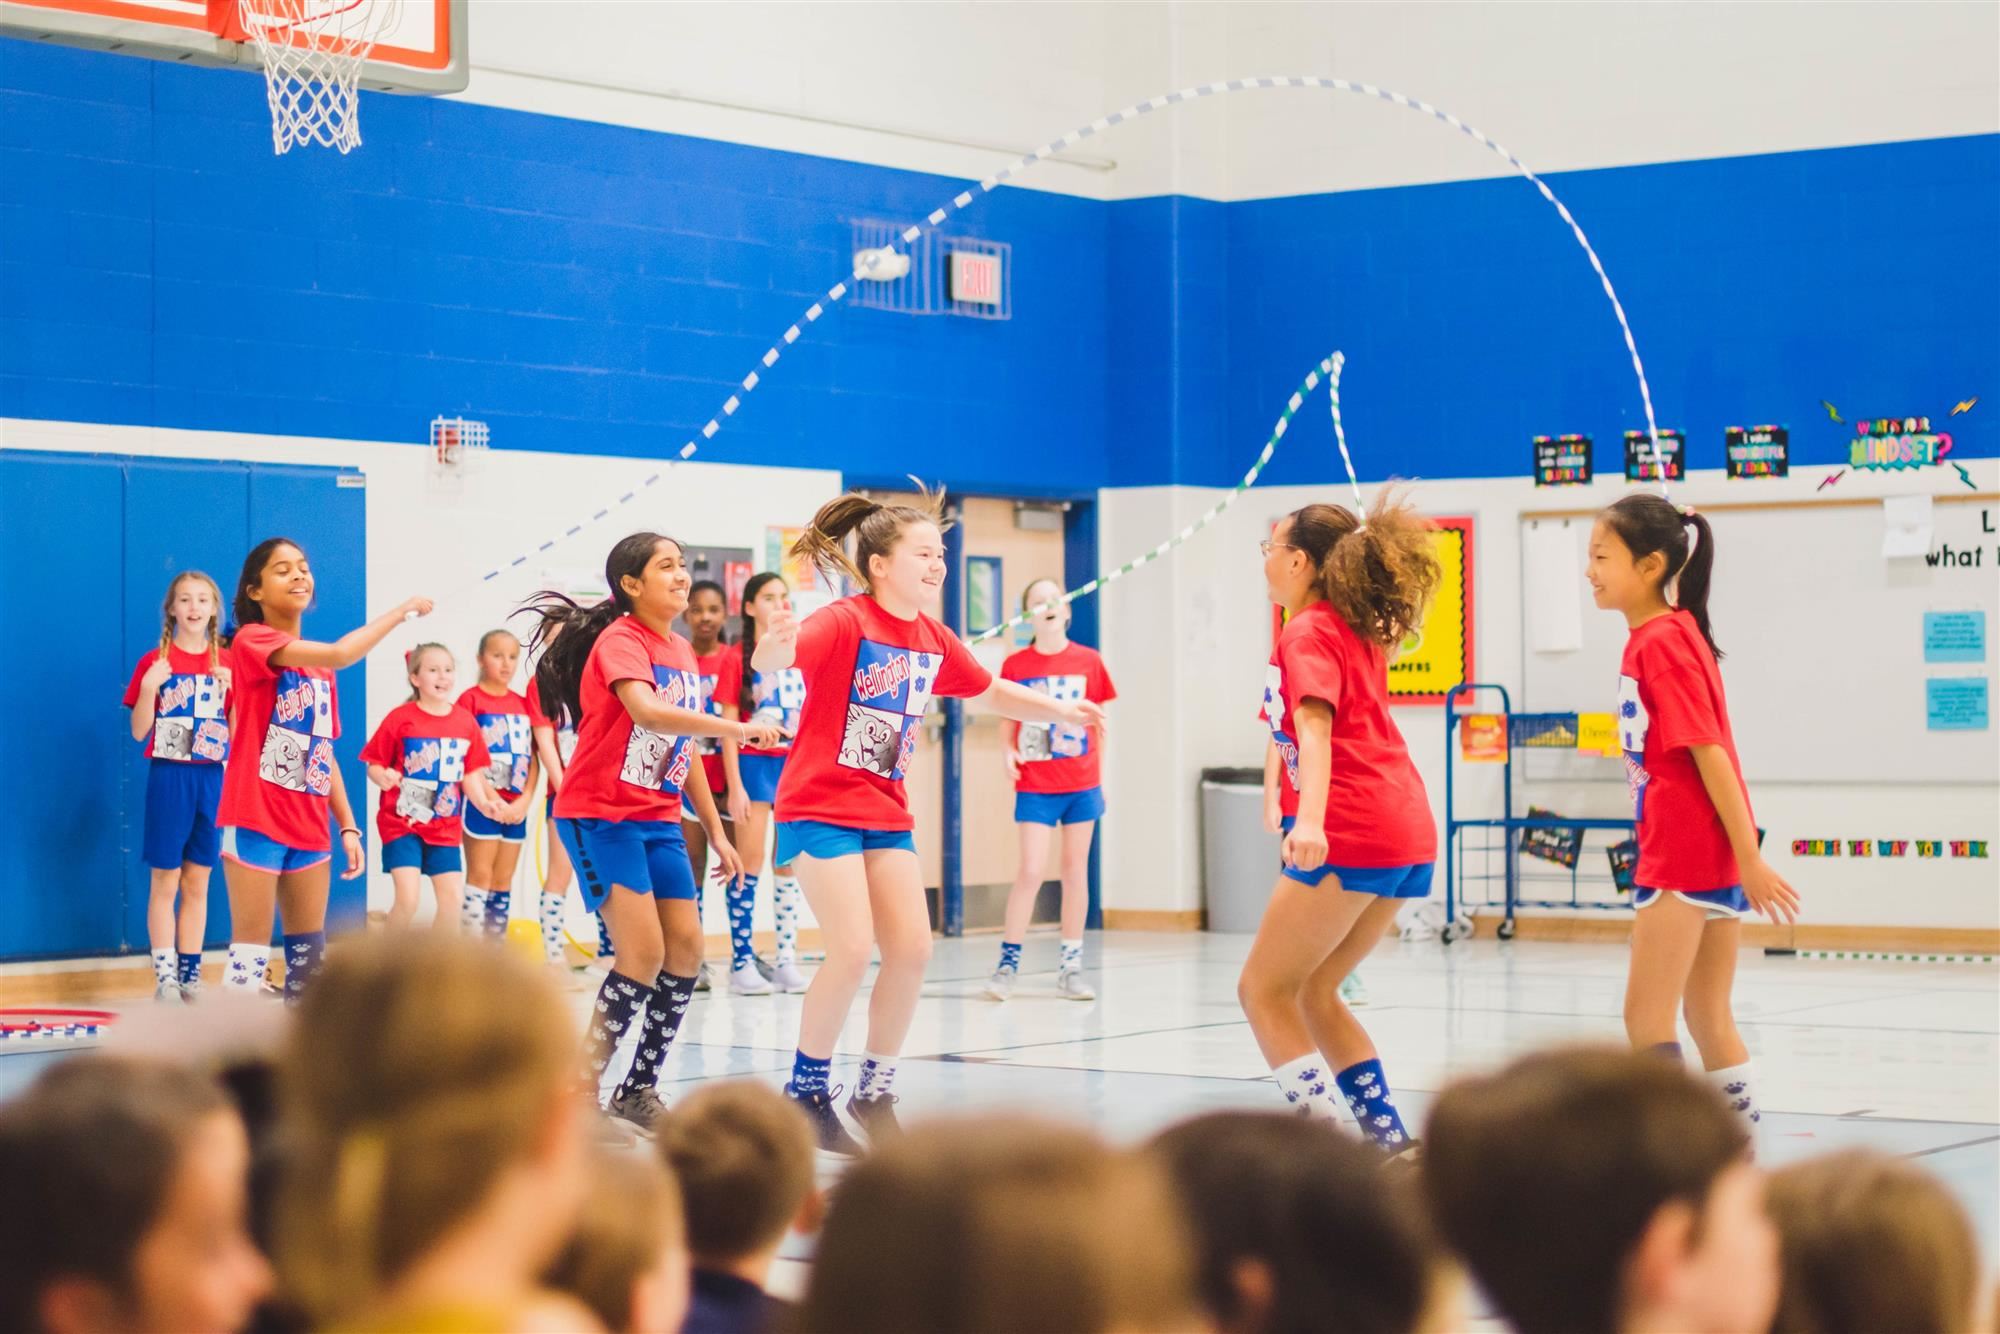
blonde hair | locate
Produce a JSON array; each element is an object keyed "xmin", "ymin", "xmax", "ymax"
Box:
[
  {"xmin": 657, "ymin": 1080, "xmax": 815, "ymax": 1262},
  {"xmin": 403, "ymin": 642, "xmax": 453, "ymax": 701},
  {"xmin": 1284, "ymin": 492, "xmax": 1441, "ymax": 649},
  {"xmin": 544, "ymin": 1147, "xmax": 684, "ymax": 1332},
  {"xmin": 159, "ymin": 570, "xmax": 225, "ymax": 673},
  {"xmin": 801, "ymin": 1115, "xmax": 1202, "ymax": 1334},
  {"xmin": 1767, "ymin": 1149, "xmax": 1984, "ymax": 1334},
  {"xmin": 790, "ymin": 481, "xmax": 949, "ymax": 593},
  {"xmin": 272, "ymin": 933, "xmax": 576, "ymax": 1326}
]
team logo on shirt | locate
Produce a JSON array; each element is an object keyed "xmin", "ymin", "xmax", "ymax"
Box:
[
  {"xmin": 693, "ymin": 673, "xmax": 723, "ymax": 756},
  {"xmin": 396, "ymin": 734, "xmax": 471, "ymax": 824},
  {"xmin": 1261, "ymin": 663, "xmax": 1302, "ymax": 790},
  {"xmin": 475, "ymin": 711, "xmax": 535, "ymax": 791},
  {"xmin": 260, "ymin": 672, "xmax": 335, "ymax": 796},
  {"xmin": 620, "ymin": 665, "xmax": 698, "ymax": 792},
  {"xmin": 1617, "ymin": 674, "xmax": 1651, "ymax": 821},
  {"xmin": 840, "ymin": 641, "xmax": 939, "ymax": 780},
  {"xmin": 1017, "ymin": 674, "xmax": 1088, "ymax": 762},
  {"xmin": 153, "ymin": 671, "xmax": 229, "ymax": 763},
  {"xmin": 751, "ymin": 667, "xmax": 806, "ymax": 752}
]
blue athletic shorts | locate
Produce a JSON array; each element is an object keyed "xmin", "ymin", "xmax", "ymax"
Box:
[
  {"xmin": 554, "ymin": 817, "xmax": 697, "ymax": 911},
  {"xmin": 739, "ymin": 752, "xmax": 787, "ymax": 805},
  {"xmin": 382, "ymin": 835, "xmax": 463, "ymax": 877},
  {"xmin": 1014, "ymin": 786, "xmax": 1105, "ymax": 827},
  {"xmin": 774, "ymin": 820, "xmax": 917, "ymax": 866},
  {"xmin": 463, "ymin": 803, "xmax": 527, "ymax": 843},
  {"xmin": 1278, "ymin": 817, "xmax": 1434, "ymax": 896},
  {"xmin": 222, "ymin": 826, "xmax": 330, "ymax": 876},
  {"xmin": 1634, "ymin": 885, "xmax": 1748, "ymax": 920},
  {"xmin": 142, "ymin": 761, "xmax": 224, "ymax": 870}
]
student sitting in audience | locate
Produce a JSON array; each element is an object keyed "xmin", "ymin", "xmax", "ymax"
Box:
[
  {"xmin": 656, "ymin": 1080, "xmax": 821, "ymax": 1334},
  {"xmin": 1423, "ymin": 1046, "xmax": 1780, "ymax": 1334},
  {"xmin": 270, "ymin": 933, "xmax": 596, "ymax": 1333},
  {"xmin": 0, "ymin": 1056, "xmax": 271, "ymax": 1334},
  {"xmin": 1764, "ymin": 1148, "xmax": 1993, "ymax": 1334},
  {"xmin": 1148, "ymin": 1110, "xmax": 1463, "ymax": 1334},
  {"xmin": 545, "ymin": 1147, "xmax": 690, "ymax": 1334},
  {"xmin": 798, "ymin": 1115, "xmax": 1206, "ymax": 1334}
]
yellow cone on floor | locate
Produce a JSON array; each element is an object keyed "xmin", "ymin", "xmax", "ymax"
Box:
[{"xmin": 504, "ymin": 917, "xmax": 543, "ymax": 963}]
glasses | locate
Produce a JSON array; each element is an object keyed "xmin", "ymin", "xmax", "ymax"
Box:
[{"xmin": 1258, "ymin": 540, "xmax": 1299, "ymax": 557}]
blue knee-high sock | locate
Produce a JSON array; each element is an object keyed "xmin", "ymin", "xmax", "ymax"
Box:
[
  {"xmin": 618, "ymin": 972, "xmax": 697, "ymax": 1098},
  {"xmin": 176, "ymin": 951, "xmax": 203, "ymax": 991},
  {"xmin": 1335, "ymin": 1057, "xmax": 1412, "ymax": 1150},
  {"xmin": 586, "ymin": 970, "xmax": 649, "ymax": 1095},
  {"xmin": 281, "ymin": 931, "xmax": 326, "ymax": 1005},
  {"xmin": 483, "ymin": 888, "xmax": 512, "ymax": 937},
  {"xmin": 996, "ymin": 940, "xmax": 1023, "ymax": 973},
  {"xmin": 727, "ymin": 874, "xmax": 758, "ymax": 969},
  {"xmin": 789, "ymin": 1050, "xmax": 831, "ymax": 1099},
  {"xmin": 1649, "ymin": 1041, "xmax": 1684, "ymax": 1062},
  {"xmin": 595, "ymin": 912, "xmax": 614, "ymax": 958}
]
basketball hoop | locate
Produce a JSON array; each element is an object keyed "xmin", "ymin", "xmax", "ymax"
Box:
[
  {"xmin": 431, "ymin": 415, "xmax": 490, "ymax": 467},
  {"xmin": 232, "ymin": 0, "xmax": 404, "ymax": 154}
]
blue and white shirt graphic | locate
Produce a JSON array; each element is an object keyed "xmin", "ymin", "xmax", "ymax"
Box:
[
  {"xmin": 621, "ymin": 665, "xmax": 699, "ymax": 792},
  {"xmin": 841, "ymin": 641, "xmax": 941, "ymax": 780},
  {"xmin": 1017, "ymin": 673, "xmax": 1089, "ymax": 762}
]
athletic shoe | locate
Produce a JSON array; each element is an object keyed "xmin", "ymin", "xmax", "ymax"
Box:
[
  {"xmin": 770, "ymin": 960, "xmax": 810, "ymax": 993},
  {"xmin": 693, "ymin": 961, "xmax": 713, "ymax": 993},
  {"xmin": 982, "ymin": 968, "xmax": 1016, "ymax": 1001},
  {"xmin": 729, "ymin": 962, "xmax": 773, "ymax": 996},
  {"xmin": 607, "ymin": 1085, "xmax": 670, "ymax": 1138},
  {"xmin": 179, "ymin": 984, "xmax": 201, "ymax": 1005},
  {"xmin": 153, "ymin": 980, "xmax": 180, "ymax": 1003},
  {"xmin": 1381, "ymin": 1137, "xmax": 1423, "ymax": 1177},
  {"xmin": 1056, "ymin": 968, "xmax": 1096, "ymax": 1001},
  {"xmin": 583, "ymin": 1102, "xmax": 639, "ymax": 1150},
  {"xmin": 1339, "ymin": 971, "xmax": 1370, "ymax": 1008},
  {"xmin": 847, "ymin": 1091, "xmax": 903, "ymax": 1143},
  {"xmin": 787, "ymin": 1083, "xmax": 864, "ymax": 1158},
  {"xmin": 752, "ymin": 953, "xmax": 776, "ymax": 982}
]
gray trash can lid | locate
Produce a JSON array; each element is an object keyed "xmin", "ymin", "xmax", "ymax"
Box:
[{"xmin": 1200, "ymin": 766, "xmax": 1265, "ymax": 787}]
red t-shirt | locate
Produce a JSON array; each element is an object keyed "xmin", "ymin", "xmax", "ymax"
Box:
[
  {"xmin": 216, "ymin": 623, "xmax": 340, "ymax": 852},
  {"xmin": 772, "ymin": 595, "xmax": 992, "ymax": 831},
  {"xmin": 122, "ymin": 643, "xmax": 233, "ymax": 764},
  {"xmin": 456, "ymin": 684, "xmax": 536, "ymax": 797},
  {"xmin": 691, "ymin": 645, "xmax": 731, "ymax": 796},
  {"xmin": 716, "ymin": 642, "xmax": 806, "ymax": 758},
  {"xmin": 1619, "ymin": 610, "xmax": 1749, "ymax": 892},
  {"xmin": 1001, "ymin": 642, "xmax": 1116, "ymax": 794},
  {"xmin": 525, "ymin": 676, "xmax": 578, "ymax": 774},
  {"xmin": 1259, "ymin": 601, "xmax": 1436, "ymax": 867},
  {"xmin": 551, "ymin": 616, "xmax": 704, "ymax": 825},
  {"xmin": 360, "ymin": 701, "xmax": 492, "ymax": 847}
]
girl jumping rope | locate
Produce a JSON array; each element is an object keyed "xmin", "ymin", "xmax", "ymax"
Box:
[
  {"xmin": 215, "ymin": 536, "xmax": 431, "ymax": 1001},
  {"xmin": 123, "ymin": 571, "xmax": 233, "ymax": 1002},
  {"xmin": 719, "ymin": 572, "xmax": 812, "ymax": 996},
  {"xmin": 756, "ymin": 488, "xmax": 1104, "ymax": 1155},
  {"xmin": 985, "ymin": 577, "xmax": 1117, "ymax": 1003},
  {"xmin": 1237, "ymin": 498, "xmax": 1439, "ymax": 1155},
  {"xmin": 1589, "ymin": 493, "xmax": 1799, "ymax": 1147},
  {"xmin": 457, "ymin": 629, "xmax": 541, "ymax": 939},
  {"xmin": 523, "ymin": 533, "xmax": 781, "ymax": 1136}
]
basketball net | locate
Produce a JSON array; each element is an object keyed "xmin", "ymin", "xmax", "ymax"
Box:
[{"xmin": 230, "ymin": 0, "xmax": 403, "ymax": 154}]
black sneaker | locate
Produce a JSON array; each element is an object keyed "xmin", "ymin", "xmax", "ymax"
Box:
[
  {"xmin": 787, "ymin": 1082, "xmax": 865, "ymax": 1158},
  {"xmin": 607, "ymin": 1085, "xmax": 670, "ymax": 1139},
  {"xmin": 847, "ymin": 1090, "xmax": 903, "ymax": 1144}
]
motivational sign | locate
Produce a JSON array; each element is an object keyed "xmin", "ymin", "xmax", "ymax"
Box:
[
  {"xmin": 1623, "ymin": 430, "xmax": 1684, "ymax": 483},
  {"xmin": 1725, "ymin": 425, "xmax": 1789, "ymax": 479},
  {"xmin": 1851, "ymin": 416, "xmax": 1955, "ymax": 471},
  {"xmin": 1534, "ymin": 435, "xmax": 1592, "ymax": 487}
]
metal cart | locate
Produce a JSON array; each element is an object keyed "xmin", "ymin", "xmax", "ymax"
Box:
[{"xmin": 1441, "ymin": 683, "xmax": 1636, "ymax": 943}]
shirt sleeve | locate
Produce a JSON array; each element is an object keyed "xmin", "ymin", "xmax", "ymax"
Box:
[
  {"xmin": 122, "ymin": 651, "xmax": 156, "ymax": 709},
  {"xmin": 594, "ymin": 625, "xmax": 657, "ymax": 690},
  {"xmin": 1279, "ymin": 632, "xmax": 1345, "ymax": 718},
  {"xmin": 793, "ymin": 601, "xmax": 853, "ymax": 675},
  {"xmin": 1643, "ymin": 664, "xmax": 1725, "ymax": 752},
  {"xmin": 464, "ymin": 723, "xmax": 492, "ymax": 775},
  {"xmin": 933, "ymin": 629, "xmax": 995, "ymax": 700},
  {"xmin": 359, "ymin": 712, "xmax": 399, "ymax": 770},
  {"xmin": 525, "ymin": 679, "xmax": 550, "ymax": 729},
  {"xmin": 1091, "ymin": 653, "xmax": 1118, "ymax": 705},
  {"xmin": 230, "ymin": 624, "xmax": 289, "ymax": 685},
  {"xmin": 715, "ymin": 647, "xmax": 744, "ymax": 716}
]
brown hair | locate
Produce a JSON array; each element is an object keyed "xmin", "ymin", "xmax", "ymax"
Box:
[
  {"xmin": 544, "ymin": 1147, "xmax": 685, "ymax": 1332},
  {"xmin": 0, "ymin": 1057, "xmax": 234, "ymax": 1332},
  {"xmin": 789, "ymin": 482, "xmax": 948, "ymax": 593},
  {"xmin": 657, "ymin": 1080, "xmax": 815, "ymax": 1263},
  {"xmin": 1148, "ymin": 1111, "xmax": 1440, "ymax": 1334},
  {"xmin": 475, "ymin": 628, "xmax": 520, "ymax": 660},
  {"xmin": 1766, "ymin": 1149, "xmax": 1982, "ymax": 1334},
  {"xmin": 1282, "ymin": 492, "xmax": 1440, "ymax": 649},
  {"xmin": 1422, "ymin": 1046, "xmax": 1747, "ymax": 1334},
  {"xmin": 159, "ymin": 570, "xmax": 226, "ymax": 673},
  {"xmin": 522, "ymin": 532, "xmax": 681, "ymax": 729},
  {"xmin": 800, "ymin": 1115, "xmax": 1202, "ymax": 1334},
  {"xmin": 402, "ymin": 642, "xmax": 453, "ymax": 701},
  {"xmin": 272, "ymin": 932, "xmax": 577, "ymax": 1326}
]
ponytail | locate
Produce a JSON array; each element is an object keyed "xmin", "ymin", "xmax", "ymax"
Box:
[
  {"xmin": 1599, "ymin": 494, "xmax": 1722, "ymax": 660},
  {"xmin": 1286, "ymin": 493, "xmax": 1441, "ymax": 650},
  {"xmin": 518, "ymin": 531, "xmax": 677, "ymax": 727},
  {"xmin": 790, "ymin": 480, "xmax": 948, "ymax": 594},
  {"xmin": 736, "ymin": 571, "xmax": 787, "ymax": 715}
]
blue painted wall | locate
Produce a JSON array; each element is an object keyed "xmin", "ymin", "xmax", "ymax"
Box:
[{"xmin": 2, "ymin": 40, "xmax": 1992, "ymax": 494}]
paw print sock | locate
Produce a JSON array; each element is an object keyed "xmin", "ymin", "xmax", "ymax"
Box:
[
  {"xmin": 1704, "ymin": 1060, "xmax": 1763, "ymax": 1145},
  {"xmin": 585, "ymin": 970, "xmax": 650, "ymax": 1098},
  {"xmin": 1335, "ymin": 1057, "xmax": 1412, "ymax": 1150},
  {"xmin": 1271, "ymin": 1053, "xmax": 1340, "ymax": 1122}
]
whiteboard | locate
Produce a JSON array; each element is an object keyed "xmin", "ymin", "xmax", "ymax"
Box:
[{"xmin": 1521, "ymin": 499, "xmax": 1999, "ymax": 786}]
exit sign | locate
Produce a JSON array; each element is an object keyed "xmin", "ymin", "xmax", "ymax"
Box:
[{"xmin": 948, "ymin": 249, "xmax": 1003, "ymax": 306}]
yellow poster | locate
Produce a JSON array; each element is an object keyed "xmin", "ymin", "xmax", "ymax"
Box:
[
  {"xmin": 1576, "ymin": 711, "xmax": 1621, "ymax": 757},
  {"xmin": 1386, "ymin": 518, "xmax": 1474, "ymax": 703}
]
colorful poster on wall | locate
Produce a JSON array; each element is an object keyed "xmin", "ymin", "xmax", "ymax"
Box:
[
  {"xmin": 1387, "ymin": 517, "xmax": 1474, "ymax": 704},
  {"xmin": 1576, "ymin": 711, "xmax": 1621, "ymax": 757},
  {"xmin": 1459, "ymin": 714, "xmax": 1508, "ymax": 762},
  {"xmin": 1533, "ymin": 435, "xmax": 1592, "ymax": 487},
  {"xmin": 765, "ymin": 525, "xmax": 839, "ymax": 616},
  {"xmin": 1623, "ymin": 429, "xmax": 1684, "ymax": 483},
  {"xmin": 1725, "ymin": 425, "xmax": 1789, "ymax": 478}
]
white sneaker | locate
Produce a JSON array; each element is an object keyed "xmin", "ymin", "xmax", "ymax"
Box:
[
  {"xmin": 1339, "ymin": 972, "xmax": 1370, "ymax": 1008},
  {"xmin": 1056, "ymin": 968, "xmax": 1096, "ymax": 1001},
  {"xmin": 770, "ymin": 960, "xmax": 810, "ymax": 992},
  {"xmin": 729, "ymin": 961, "xmax": 773, "ymax": 995},
  {"xmin": 153, "ymin": 980, "xmax": 180, "ymax": 1003},
  {"xmin": 983, "ymin": 968, "xmax": 1016, "ymax": 1001}
]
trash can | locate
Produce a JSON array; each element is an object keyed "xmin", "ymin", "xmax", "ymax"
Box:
[{"xmin": 1201, "ymin": 766, "xmax": 1283, "ymax": 933}]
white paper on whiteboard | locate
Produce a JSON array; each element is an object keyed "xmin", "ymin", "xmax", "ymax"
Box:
[
  {"xmin": 1882, "ymin": 494, "xmax": 1935, "ymax": 560},
  {"xmin": 1525, "ymin": 520, "xmax": 1584, "ymax": 653}
]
